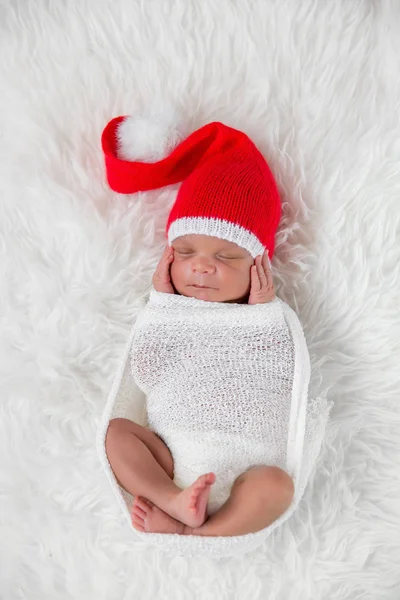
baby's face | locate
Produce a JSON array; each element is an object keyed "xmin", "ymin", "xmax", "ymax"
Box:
[{"xmin": 170, "ymin": 234, "xmax": 254, "ymax": 303}]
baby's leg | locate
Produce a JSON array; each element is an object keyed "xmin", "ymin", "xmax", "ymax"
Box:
[
  {"xmin": 105, "ymin": 418, "xmax": 215, "ymax": 528},
  {"xmin": 106, "ymin": 418, "xmax": 174, "ymax": 480},
  {"xmin": 133, "ymin": 466, "xmax": 294, "ymax": 536},
  {"xmin": 189, "ymin": 466, "xmax": 294, "ymax": 536}
]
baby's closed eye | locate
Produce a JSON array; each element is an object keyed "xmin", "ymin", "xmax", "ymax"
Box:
[
  {"xmin": 175, "ymin": 249, "xmax": 193, "ymax": 255},
  {"xmin": 217, "ymin": 254, "xmax": 242, "ymax": 260}
]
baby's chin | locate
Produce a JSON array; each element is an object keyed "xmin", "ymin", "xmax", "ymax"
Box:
[
  {"xmin": 184, "ymin": 286, "xmax": 220, "ymax": 302},
  {"xmin": 175, "ymin": 285, "xmax": 248, "ymax": 304}
]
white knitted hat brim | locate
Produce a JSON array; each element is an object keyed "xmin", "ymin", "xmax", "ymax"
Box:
[{"xmin": 168, "ymin": 216, "xmax": 265, "ymax": 259}]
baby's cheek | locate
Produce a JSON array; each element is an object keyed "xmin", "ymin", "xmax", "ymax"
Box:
[
  {"xmin": 234, "ymin": 266, "xmax": 252, "ymax": 293},
  {"xmin": 220, "ymin": 265, "xmax": 243, "ymax": 288},
  {"xmin": 170, "ymin": 261, "xmax": 185, "ymax": 288}
]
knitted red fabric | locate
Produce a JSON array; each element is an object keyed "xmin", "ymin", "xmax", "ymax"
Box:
[{"xmin": 101, "ymin": 117, "xmax": 281, "ymax": 257}]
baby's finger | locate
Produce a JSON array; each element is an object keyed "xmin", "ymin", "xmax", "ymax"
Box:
[
  {"xmin": 256, "ymin": 255, "xmax": 267, "ymax": 287},
  {"xmin": 262, "ymin": 250, "xmax": 271, "ymax": 271},
  {"xmin": 154, "ymin": 247, "xmax": 172, "ymax": 280},
  {"xmin": 160, "ymin": 246, "xmax": 173, "ymax": 268},
  {"xmin": 162, "ymin": 244, "xmax": 173, "ymax": 261},
  {"xmin": 250, "ymin": 264, "xmax": 261, "ymax": 292},
  {"xmin": 262, "ymin": 252, "xmax": 273, "ymax": 288}
]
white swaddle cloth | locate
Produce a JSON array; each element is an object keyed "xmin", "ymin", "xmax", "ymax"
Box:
[
  {"xmin": 131, "ymin": 289, "xmax": 294, "ymax": 514},
  {"xmin": 97, "ymin": 289, "xmax": 330, "ymax": 558}
]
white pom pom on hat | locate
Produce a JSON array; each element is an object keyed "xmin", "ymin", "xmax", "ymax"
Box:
[{"xmin": 116, "ymin": 107, "xmax": 184, "ymax": 163}]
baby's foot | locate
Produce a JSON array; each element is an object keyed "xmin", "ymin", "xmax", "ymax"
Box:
[
  {"xmin": 166, "ymin": 472, "xmax": 216, "ymax": 528},
  {"xmin": 132, "ymin": 496, "xmax": 186, "ymax": 535}
]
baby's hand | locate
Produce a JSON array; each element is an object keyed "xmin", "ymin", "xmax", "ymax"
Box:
[
  {"xmin": 248, "ymin": 251, "xmax": 275, "ymax": 305},
  {"xmin": 152, "ymin": 245, "xmax": 175, "ymax": 294}
]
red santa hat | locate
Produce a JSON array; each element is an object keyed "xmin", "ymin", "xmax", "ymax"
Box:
[{"xmin": 101, "ymin": 115, "xmax": 281, "ymax": 258}]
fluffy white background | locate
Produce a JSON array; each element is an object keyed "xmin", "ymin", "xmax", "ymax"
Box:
[{"xmin": 1, "ymin": 1, "xmax": 400, "ymax": 598}]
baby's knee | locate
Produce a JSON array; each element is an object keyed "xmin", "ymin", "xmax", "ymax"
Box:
[
  {"xmin": 236, "ymin": 466, "xmax": 294, "ymax": 507},
  {"xmin": 265, "ymin": 467, "xmax": 294, "ymax": 504},
  {"xmin": 107, "ymin": 417, "xmax": 128, "ymax": 434},
  {"xmin": 105, "ymin": 418, "xmax": 131, "ymax": 447}
]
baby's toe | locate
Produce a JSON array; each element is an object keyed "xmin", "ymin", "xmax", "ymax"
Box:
[
  {"xmin": 132, "ymin": 510, "xmax": 144, "ymax": 522},
  {"xmin": 193, "ymin": 475, "xmax": 207, "ymax": 490},
  {"xmin": 135, "ymin": 496, "xmax": 151, "ymax": 512},
  {"xmin": 132, "ymin": 515, "xmax": 145, "ymax": 531},
  {"xmin": 196, "ymin": 473, "xmax": 215, "ymax": 488},
  {"xmin": 132, "ymin": 504, "xmax": 146, "ymax": 518},
  {"xmin": 206, "ymin": 472, "xmax": 216, "ymax": 485}
]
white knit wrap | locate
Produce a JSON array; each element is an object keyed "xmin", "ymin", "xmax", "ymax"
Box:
[{"xmin": 97, "ymin": 289, "xmax": 330, "ymax": 558}]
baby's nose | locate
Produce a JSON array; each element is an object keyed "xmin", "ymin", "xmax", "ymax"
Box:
[{"xmin": 192, "ymin": 257, "xmax": 216, "ymax": 274}]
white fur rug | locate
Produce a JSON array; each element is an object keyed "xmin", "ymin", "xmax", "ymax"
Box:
[{"xmin": 1, "ymin": 1, "xmax": 400, "ymax": 598}]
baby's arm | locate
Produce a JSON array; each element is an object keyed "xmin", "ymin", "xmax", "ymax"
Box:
[
  {"xmin": 152, "ymin": 245, "xmax": 175, "ymax": 294},
  {"xmin": 248, "ymin": 250, "xmax": 275, "ymax": 305}
]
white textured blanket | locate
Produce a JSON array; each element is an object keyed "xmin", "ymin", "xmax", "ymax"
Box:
[{"xmin": 97, "ymin": 289, "xmax": 330, "ymax": 557}]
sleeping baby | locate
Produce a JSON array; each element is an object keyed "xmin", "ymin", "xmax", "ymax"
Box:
[{"xmin": 100, "ymin": 117, "xmax": 317, "ymax": 544}]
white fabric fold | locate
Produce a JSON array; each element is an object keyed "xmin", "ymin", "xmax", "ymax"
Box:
[{"xmin": 97, "ymin": 289, "xmax": 330, "ymax": 557}]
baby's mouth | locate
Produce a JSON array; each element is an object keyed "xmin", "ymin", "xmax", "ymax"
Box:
[{"xmin": 191, "ymin": 284, "xmax": 214, "ymax": 289}]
